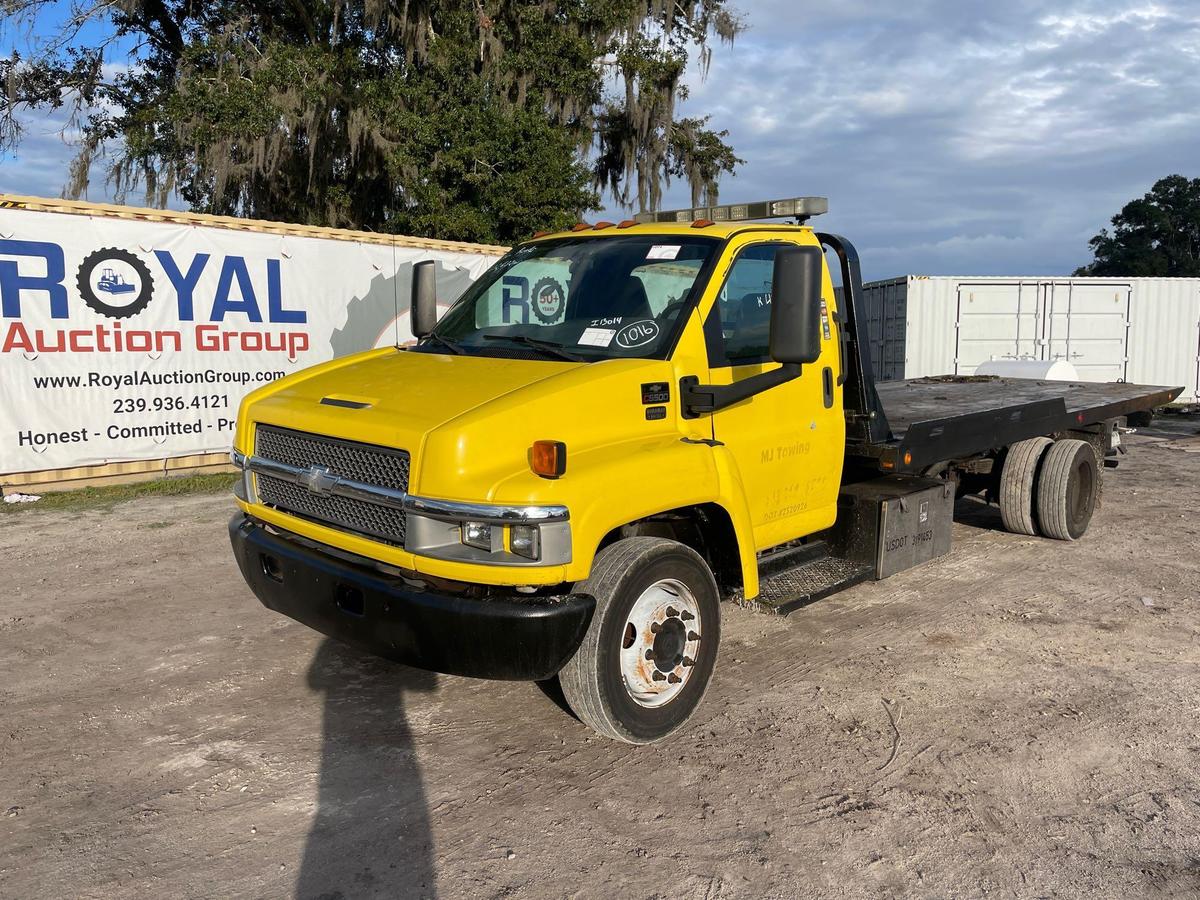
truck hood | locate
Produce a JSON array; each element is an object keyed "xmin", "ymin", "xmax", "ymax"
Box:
[
  {"xmin": 246, "ymin": 348, "xmax": 579, "ymax": 458},
  {"xmin": 243, "ymin": 346, "xmax": 679, "ymax": 500}
]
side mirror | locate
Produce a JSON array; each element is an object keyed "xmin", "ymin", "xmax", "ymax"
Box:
[
  {"xmin": 411, "ymin": 260, "xmax": 438, "ymax": 338},
  {"xmin": 769, "ymin": 246, "xmax": 823, "ymax": 365}
]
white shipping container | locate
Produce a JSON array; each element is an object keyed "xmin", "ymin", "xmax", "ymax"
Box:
[{"xmin": 859, "ymin": 276, "xmax": 1200, "ymax": 403}]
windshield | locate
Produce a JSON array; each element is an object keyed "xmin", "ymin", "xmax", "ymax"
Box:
[{"xmin": 423, "ymin": 235, "xmax": 719, "ymax": 361}]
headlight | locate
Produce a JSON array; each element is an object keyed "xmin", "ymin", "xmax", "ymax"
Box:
[
  {"xmin": 509, "ymin": 524, "xmax": 541, "ymax": 560},
  {"xmin": 404, "ymin": 498, "xmax": 570, "ymax": 566},
  {"xmin": 461, "ymin": 521, "xmax": 496, "ymax": 552}
]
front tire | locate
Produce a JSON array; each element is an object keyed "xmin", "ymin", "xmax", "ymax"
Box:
[{"xmin": 559, "ymin": 537, "xmax": 721, "ymax": 744}]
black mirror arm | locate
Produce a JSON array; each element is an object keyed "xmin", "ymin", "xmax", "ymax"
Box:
[{"xmin": 681, "ymin": 364, "xmax": 802, "ymax": 418}]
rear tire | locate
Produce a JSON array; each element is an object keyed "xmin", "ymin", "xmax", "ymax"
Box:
[
  {"xmin": 558, "ymin": 537, "xmax": 721, "ymax": 744},
  {"xmin": 999, "ymin": 437, "xmax": 1052, "ymax": 536},
  {"xmin": 1035, "ymin": 439, "xmax": 1099, "ymax": 541}
]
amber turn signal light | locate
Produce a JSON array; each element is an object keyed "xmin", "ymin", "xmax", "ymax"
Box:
[{"xmin": 531, "ymin": 440, "xmax": 567, "ymax": 479}]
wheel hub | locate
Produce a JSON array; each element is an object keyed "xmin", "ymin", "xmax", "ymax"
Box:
[
  {"xmin": 651, "ymin": 618, "xmax": 687, "ymax": 671},
  {"xmin": 620, "ymin": 579, "xmax": 702, "ymax": 708}
]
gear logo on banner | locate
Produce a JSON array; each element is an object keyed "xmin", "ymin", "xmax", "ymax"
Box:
[
  {"xmin": 531, "ymin": 276, "xmax": 566, "ymax": 324},
  {"xmin": 330, "ymin": 261, "xmax": 475, "ymax": 358},
  {"xmin": 76, "ymin": 248, "xmax": 155, "ymax": 319}
]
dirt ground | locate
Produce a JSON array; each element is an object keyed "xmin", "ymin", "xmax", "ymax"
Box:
[{"xmin": 2, "ymin": 420, "xmax": 1199, "ymax": 900}]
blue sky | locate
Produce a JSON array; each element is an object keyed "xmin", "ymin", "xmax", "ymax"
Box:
[{"xmin": 3, "ymin": 1, "xmax": 1199, "ymax": 280}]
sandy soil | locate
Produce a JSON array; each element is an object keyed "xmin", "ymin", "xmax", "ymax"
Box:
[{"xmin": 2, "ymin": 421, "xmax": 1199, "ymax": 900}]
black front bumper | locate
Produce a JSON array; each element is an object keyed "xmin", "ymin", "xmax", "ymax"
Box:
[{"xmin": 229, "ymin": 515, "xmax": 594, "ymax": 681}]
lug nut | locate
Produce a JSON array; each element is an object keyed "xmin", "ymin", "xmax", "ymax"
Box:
[
  {"xmin": 667, "ymin": 673, "xmax": 682, "ymax": 684},
  {"xmin": 652, "ymin": 671, "xmax": 667, "ymax": 682},
  {"xmin": 681, "ymin": 610, "xmax": 695, "ymax": 621},
  {"xmin": 645, "ymin": 649, "xmax": 655, "ymax": 661},
  {"xmin": 650, "ymin": 622, "xmax": 662, "ymax": 634},
  {"xmin": 666, "ymin": 606, "xmax": 679, "ymax": 618},
  {"xmin": 687, "ymin": 631, "xmax": 701, "ymax": 642},
  {"xmin": 682, "ymin": 656, "xmax": 695, "ymax": 668}
]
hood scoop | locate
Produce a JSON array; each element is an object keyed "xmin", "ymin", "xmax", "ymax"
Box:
[{"xmin": 320, "ymin": 395, "xmax": 374, "ymax": 410}]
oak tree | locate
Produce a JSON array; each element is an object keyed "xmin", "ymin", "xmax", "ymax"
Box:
[
  {"xmin": 1075, "ymin": 175, "xmax": 1200, "ymax": 277},
  {"xmin": 2, "ymin": 0, "xmax": 744, "ymax": 243}
]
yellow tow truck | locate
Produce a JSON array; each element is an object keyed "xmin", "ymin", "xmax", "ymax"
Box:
[{"xmin": 228, "ymin": 198, "xmax": 1181, "ymax": 743}]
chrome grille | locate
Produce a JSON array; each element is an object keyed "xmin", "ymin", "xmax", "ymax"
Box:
[
  {"xmin": 255, "ymin": 426, "xmax": 409, "ymax": 491},
  {"xmin": 254, "ymin": 425, "xmax": 410, "ymax": 545}
]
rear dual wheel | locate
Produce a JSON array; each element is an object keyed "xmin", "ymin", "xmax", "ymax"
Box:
[
  {"xmin": 1036, "ymin": 440, "xmax": 1099, "ymax": 540},
  {"xmin": 999, "ymin": 437, "xmax": 1052, "ymax": 536},
  {"xmin": 999, "ymin": 437, "xmax": 1098, "ymax": 541},
  {"xmin": 558, "ymin": 537, "xmax": 721, "ymax": 744}
]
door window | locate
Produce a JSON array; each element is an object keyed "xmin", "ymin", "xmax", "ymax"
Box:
[{"xmin": 705, "ymin": 243, "xmax": 787, "ymax": 366}]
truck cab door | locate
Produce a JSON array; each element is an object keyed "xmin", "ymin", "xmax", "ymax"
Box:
[{"xmin": 701, "ymin": 238, "xmax": 846, "ymax": 551}]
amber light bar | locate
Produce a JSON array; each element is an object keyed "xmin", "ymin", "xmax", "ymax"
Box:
[{"xmin": 632, "ymin": 197, "xmax": 828, "ymax": 225}]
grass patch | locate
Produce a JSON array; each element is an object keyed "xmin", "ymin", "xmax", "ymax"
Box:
[{"xmin": 2, "ymin": 473, "xmax": 237, "ymax": 514}]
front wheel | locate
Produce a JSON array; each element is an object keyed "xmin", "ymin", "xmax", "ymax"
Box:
[{"xmin": 558, "ymin": 537, "xmax": 721, "ymax": 744}]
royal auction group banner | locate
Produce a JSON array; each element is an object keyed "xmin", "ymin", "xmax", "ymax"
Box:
[{"xmin": 0, "ymin": 200, "xmax": 504, "ymax": 474}]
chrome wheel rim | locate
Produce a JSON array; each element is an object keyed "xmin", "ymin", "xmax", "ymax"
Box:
[{"xmin": 620, "ymin": 578, "xmax": 702, "ymax": 708}]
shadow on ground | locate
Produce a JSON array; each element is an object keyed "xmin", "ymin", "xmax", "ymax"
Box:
[
  {"xmin": 953, "ymin": 493, "xmax": 1006, "ymax": 531},
  {"xmin": 298, "ymin": 639, "xmax": 439, "ymax": 900}
]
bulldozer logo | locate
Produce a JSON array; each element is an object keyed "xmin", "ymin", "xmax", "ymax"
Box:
[{"xmin": 76, "ymin": 248, "xmax": 155, "ymax": 319}]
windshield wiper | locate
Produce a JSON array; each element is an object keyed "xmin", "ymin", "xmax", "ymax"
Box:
[
  {"xmin": 483, "ymin": 334, "xmax": 586, "ymax": 362},
  {"xmin": 419, "ymin": 333, "xmax": 465, "ymax": 355}
]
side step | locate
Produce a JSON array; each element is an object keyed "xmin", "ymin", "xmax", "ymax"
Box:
[
  {"xmin": 737, "ymin": 475, "xmax": 957, "ymax": 616},
  {"xmin": 739, "ymin": 541, "xmax": 872, "ymax": 616}
]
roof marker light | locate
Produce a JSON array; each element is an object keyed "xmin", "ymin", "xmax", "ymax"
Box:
[
  {"xmin": 593, "ymin": 221, "xmax": 615, "ymax": 230},
  {"xmin": 571, "ymin": 222, "xmax": 591, "ymax": 232},
  {"xmin": 633, "ymin": 197, "xmax": 829, "ymax": 225}
]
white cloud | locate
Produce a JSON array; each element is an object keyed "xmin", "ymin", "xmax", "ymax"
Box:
[
  {"xmin": 617, "ymin": 0, "xmax": 1200, "ymax": 277},
  {"xmin": 744, "ymin": 105, "xmax": 780, "ymax": 135},
  {"xmin": 856, "ymin": 88, "xmax": 910, "ymax": 117},
  {"xmin": 1039, "ymin": 4, "xmax": 1172, "ymax": 38}
]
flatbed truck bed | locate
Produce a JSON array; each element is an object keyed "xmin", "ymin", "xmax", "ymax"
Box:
[
  {"xmin": 745, "ymin": 373, "xmax": 1183, "ymax": 616},
  {"xmin": 850, "ymin": 376, "xmax": 1184, "ymax": 472}
]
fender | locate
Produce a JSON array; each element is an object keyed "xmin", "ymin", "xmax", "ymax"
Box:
[{"xmin": 709, "ymin": 444, "xmax": 761, "ymax": 600}]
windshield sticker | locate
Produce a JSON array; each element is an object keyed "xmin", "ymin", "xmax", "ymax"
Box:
[
  {"xmin": 532, "ymin": 276, "xmax": 566, "ymax": 324},
  {"xmin": 646, "ymin": 245, "xmax": 682, "ymax": 261},
  {"xmin": 578, "ymin": 327, "xmax": 617, "ymax": 347},
  {"xmin": 615, "ymin": 319, "xmax": 660, "ymax": 349}
]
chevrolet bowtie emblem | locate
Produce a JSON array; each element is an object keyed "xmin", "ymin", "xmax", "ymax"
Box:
[{"xmin": 301, "ymin": 465, "xmax": 340, "ymax": 495}]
